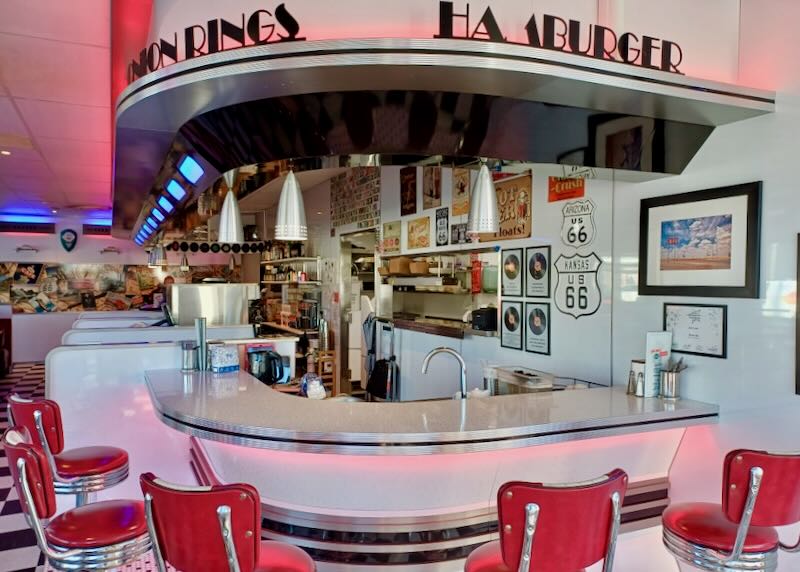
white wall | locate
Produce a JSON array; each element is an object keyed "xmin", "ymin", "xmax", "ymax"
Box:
[{"xmin": 1, "ymin": 213, "xmax": 230, "ymax": 363}]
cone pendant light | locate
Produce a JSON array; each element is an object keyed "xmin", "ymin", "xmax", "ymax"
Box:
[
  {"xmin": 180, "ymin": 252, "xmax": 190, "ymax": 272},
  {"xmin": 467, "ymin": 163, "xmax": 499, "ymax": 234},
  {"xmin": 218, "ymin": 169, "xmax": 244, "ymax": 243},
  {"xmin": 275, "ymin": 170, "xmax": 307, "ymax": 241}
]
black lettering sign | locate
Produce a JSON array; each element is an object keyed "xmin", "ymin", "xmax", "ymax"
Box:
[
  {"xmin": 128, "ymin": 3, "xmax": 305, "ymax": 83},
  {"xmin": 437, "ymin": 1, "xmax": 684, "ymax": 75}
]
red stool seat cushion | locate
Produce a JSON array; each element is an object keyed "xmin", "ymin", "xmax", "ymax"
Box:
[
  {"xmin": 465, "ymin": 540, "xmax": 586, "ymax": 572},
  {"xmin": 255, "ymin": 540, "xmax": 315, "ymax": 572},
  {"xmin": 45, "ymin": 500, "xmax": 147, "ymax": 549},
  {"xmin": 663, "ymin": 502, "xmax": 779, "ymax": 553},
  {"xmin": 54, "ymin": 446, "xmax": 128, "ymax": 477},
  {"xmin": 465, "ymin": 541, "xmax": 511, "ymax": 572}
]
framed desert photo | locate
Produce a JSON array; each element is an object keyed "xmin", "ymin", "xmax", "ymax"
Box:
[{"xmin": 638, "ymin": 182, "xmax": 761, "ymax": 298}]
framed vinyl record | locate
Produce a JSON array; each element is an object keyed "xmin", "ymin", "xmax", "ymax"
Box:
[
  {"xmin": 501, "ymin": 300, "xmax": 523, "ymax": 350},
  {"xmin": 526, "ymin": 246, "xmax": 551, "ymax": 298},
  {"xmin": 525, "ymin": 302, "xmax": 551, "ymax": 355},
  {"xmin": 501, "ymin": 248, "xmax": 523, "ymax": 297}
]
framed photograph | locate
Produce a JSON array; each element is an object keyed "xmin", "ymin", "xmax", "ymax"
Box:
[
  {"xmin": 525, "ymin": 302, "xmax": 550, "ymax": 355},
  {"xmin": 663, "ymin": 303, "xmax": 727, "ymax": 359},
  {"xmin": 501, "ymin": 248, "xmax": 523, "ymax": 297},
  {"xmin": 525, "ymin": 246, "xmax": 550, "ymax": 298},
  {"xmin": 591, "ymin": 116, "xmax": 655, "ymax": 172},
  {"xmin": 501, "ymin": 300, "xmax": 523, "ymax": 350},
  {"xmin": 400, "ymin": 166, "xmax": 417, "ymax": 216},
  {"xmin": 638, "ymin": 182, "xmax": 761, "ymax": 298}
]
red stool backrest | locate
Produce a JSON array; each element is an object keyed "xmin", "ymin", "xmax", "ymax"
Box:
[
  {"xmin": 723, "ymin": 449, "xmax": 800, "ymax": 527},
  {"xmin": 8, "ymin": 395, "xmax": 65, "ymax": 454},
  {"xmin": 497, "ymin": 469, "xmax": 627, "ymax": 572},
  {"xmin": 141, "ymin": 472, "xmax": 262, "ymax": 572},
  {"xmin": 2, "ymin": 427, "xmax": 57, "ymax": 520}
]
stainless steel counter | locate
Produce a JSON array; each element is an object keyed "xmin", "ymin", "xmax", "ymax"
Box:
[{"xmin": 145, "ymin": 369, "xmax": 718, "ymax": 455}]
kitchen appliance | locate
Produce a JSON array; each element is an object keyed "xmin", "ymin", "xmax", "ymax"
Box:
[
  {"xmin": 471, "ymin": 308, "xmax": 498, "ymax": 331},
  {"xmin": 167, "ymin": 283, "xmax": 260, "ymax": 326},
  {"xmin": 492, "ymin": 366, "xmax": 555, "ymax": 394},
  {"xmin": 247, "ymin": 347, "xmax": 290, "ymax": 385}
]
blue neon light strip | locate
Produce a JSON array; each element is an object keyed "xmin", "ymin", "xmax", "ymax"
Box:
[
  {"xmin": 177, "ymin": 155, "xmax": 204, "ymax": 184},
  {"xmin": 0, "ymin": 214, "xmax": 55, "ymax": 223},
  {"xmin": 166, "ymin": 179, "xmax": 186, "ymax": 201},
  {"xmin": 151, "ymin": 208, "xmax": 165, "ymax": 222},
  {"xmin": 143, "ymin": 221, "xmax": 153, "ymax": 232},
  {"xmin": 146, "ymin": 217, "xmax": 157, "ymax": 228}
]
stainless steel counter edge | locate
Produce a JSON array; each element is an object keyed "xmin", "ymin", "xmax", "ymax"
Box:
[{"xmin": 145, "ymin": 369, "xmax": 718, "ymax": 455}]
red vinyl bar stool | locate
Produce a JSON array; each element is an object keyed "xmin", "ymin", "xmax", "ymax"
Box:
[
  {"xmin": 8, "ymin": 394, "xmax": 129, "ymax": 507},
  {"xmin": 662, "ymin": 449, "xmax": 800, "ymax": 571},
  {"xmin": 465, "ymin": 468, "xmax": 627, "ymax": 572},
  {"xmin": 140, "ymin": 472, "xmax": 316, "ymax": 572},
  {"xmin": 3, "ymin": 427, "xmax": 151, "ymax": 571}
]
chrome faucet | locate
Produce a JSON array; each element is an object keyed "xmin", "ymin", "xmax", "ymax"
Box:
[{"xmin": 422, "ymin": 347, "xmax": 467, "ymax": 399}]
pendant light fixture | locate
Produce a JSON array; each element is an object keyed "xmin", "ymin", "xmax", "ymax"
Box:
[
  {"xmin": 467, "ymin": 163, "xmax": 499, "ymax": 234},
  {"xmin": 180, "ymin": 252, "xmax": 190, "ymax": 272},
  {"xmin": 148, "ymin": 243, "xmax": 167, "ymax": 268},
  {"xmin": 218, "ymin": 168, "xmax": 244, "ymax": 243},
  {"xmin": 275, "ymin": 170, "xmax": 307, "ymax": 241}
]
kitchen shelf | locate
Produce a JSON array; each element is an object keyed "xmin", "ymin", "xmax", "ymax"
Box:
[
  {"xmin": 261, "ymin": 280, "xmax": 322, "ymax": 285},
  {"xmin": 263, "ymin": 322, "xmax": 317, "ymax": 336},
  {"xmin": 261, "ymin": 257, "xmax": 319, "ymax": 265}
]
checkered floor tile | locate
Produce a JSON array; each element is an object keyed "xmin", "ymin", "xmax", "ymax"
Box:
[{"xmin": 0, "ymin": 363, "xmax": 158, "ymax": 572}]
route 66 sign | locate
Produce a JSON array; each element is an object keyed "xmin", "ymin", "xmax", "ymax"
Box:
[
  {"xmin": 561, "ymin": 199, "xmax": 596, "ymax": 248},
  {"xmin": 554, "ymin": 253, "xmax": 602, "ymax": 318}
]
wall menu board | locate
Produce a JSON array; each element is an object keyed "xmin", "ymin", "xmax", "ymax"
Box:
[{"xmin": 663, "ymin": 303, "xmax": 727, "ymax": 358}]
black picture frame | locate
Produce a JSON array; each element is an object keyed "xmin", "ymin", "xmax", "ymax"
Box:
[
  {"xmin": 525, "ymin": 246, "xmax": 551, "ymax": 298},
  {"xmin": 663, "ymin": 303, "xmax": 727, "ymax": 359},
  {"xmin": 501, "ymin": 248, "xmax": 523, "ymax": 297},
  {"xmin": 638, "ymin": 182, "xmax": 762, "ymax": 298},
  {"xmin": 500, "ymin": 300, "xmax": 524, "ymax": 350},
  {"xmin": 525, "ymin": 302, "xmax": 551, "ymax": 355}
]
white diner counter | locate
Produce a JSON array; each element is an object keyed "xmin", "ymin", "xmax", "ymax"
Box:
[
  {"xmin": 145, "ymin": 369, "xmax": 718, "ymax": 455},
  {"xmin": 44, "ymin": 344, "xmax": 719, "ymax": 570},
  {"xmin": 139, "ymin": 368, "xmax": 717, "ymax": 569}
]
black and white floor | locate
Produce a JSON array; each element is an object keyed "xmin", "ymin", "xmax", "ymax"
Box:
[{"xmin": 0, "ymin": 363, "xmax": 158, "ymax": 572}]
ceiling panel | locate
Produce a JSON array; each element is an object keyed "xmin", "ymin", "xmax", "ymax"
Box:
[
  {"xmin": 0, "ymin": 173, "xmax": 58, "ymax": 195},
  {"xmin": 0, "ymin": 97, "xmax": 29, "ymax": 136},
  {"xmin": 0, "ymin": 33, "xmax": 110, "ymax": 107},
  {"xmin": 60, "ymin": 179, "xmax": 111, "ymax": 202},
  {"xmin": 0, "ymin": 147, "xmax": 42, "ymax": 162},
  {"xmin": 15, "ymin": 99, "xmax": 111, "ymax": 142},
  {"xmin": 50, "ymin": 162, "xmax": 111, "ymax": 182},
  {"xmin": 0, "ymin": 0, "xmax": 110, "ymax": 47},
  {"xmin": 0, "ymin": 156, "xmax": 51, "ymax": 178},
  {"xmin": 37, "ymin": 138, "xmax": 110, "ymax": 167}
]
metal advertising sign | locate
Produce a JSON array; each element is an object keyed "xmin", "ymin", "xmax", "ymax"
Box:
[
  {"xmin": 554, "ymin": 252, "xmax": 602, "ymax": 318},
  {"xmin": 560, "ymin": 198, "xmax": 596, "ymax": 249}
]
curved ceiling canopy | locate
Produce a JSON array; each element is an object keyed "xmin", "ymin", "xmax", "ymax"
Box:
[{"xmin": 113, "ymin": 38, "xmax": 774, "ymax": 238}]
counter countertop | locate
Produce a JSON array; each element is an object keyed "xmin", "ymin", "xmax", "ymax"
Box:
[{"xmin": 145, "ymin": 369, "xmax": 718, "ymax": 455}]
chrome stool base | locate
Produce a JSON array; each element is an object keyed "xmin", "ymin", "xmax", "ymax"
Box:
[
  {"xmin": 53, "ymin": 465, "xmax": 129, "ymax": 507},
  {"xmin": 47, "ymin": 533, "xmax": 151, "ymax": 571},
  {"xmin": 663, "ymin": 528, "xmax": 778, "ymax": 572}
]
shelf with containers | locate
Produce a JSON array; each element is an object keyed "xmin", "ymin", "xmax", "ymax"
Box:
[{"xmin": 377, "ymin": 248, "xmax": 501, "ymax": 328}]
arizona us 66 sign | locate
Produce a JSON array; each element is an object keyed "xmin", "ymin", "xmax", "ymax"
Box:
[
  {"xmin": 554, "ymin": 253, "xmax": 602, "ymax": 319},
  {"xmin": 561, "ymin": 198, "xmax": 596, "ymax": 248}
]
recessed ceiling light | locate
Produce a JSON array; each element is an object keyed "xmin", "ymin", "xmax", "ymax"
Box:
[
  {"xmin": 0, "ymin": 151, "xmax": 10, "ymax": 156},
  {"xmin": 51, "ymin": 209, "xmax": 58, "ymax": 214},
  {"xmin": 316, "ymin": 211, "xmax": 322, "ymax": 215}
]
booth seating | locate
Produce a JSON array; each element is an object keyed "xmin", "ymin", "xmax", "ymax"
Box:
[
  {"xmin": 141, "ymin": 472, "xmax": 316, "ymax": 572},
  {"xmin": 662, "ymin": 449, "xmax": 800, "ymax": 572},
  {"xmin": 8, "ymin": 394, "xmax": 129, "ymax": 507},
  {"xmin": 465, "ymin": 469, "xmax": 627, "ymax": 572},
  {"xmin": 3, "ymin": 427, "xmax": 151, "ymax": 571}
]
